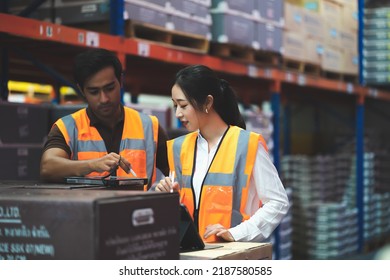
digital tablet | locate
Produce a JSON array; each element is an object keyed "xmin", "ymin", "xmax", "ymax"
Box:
[
  {"xmin": 66, "ymin": 176, "xmax": 147, "ymax": 190},
  {"xmin": 179, "ymin": 204, "xmax": 205, "ymax": 251},
  {"xmin": 180, "ymin": 204, "xmax": 226, "ymax": 252}
]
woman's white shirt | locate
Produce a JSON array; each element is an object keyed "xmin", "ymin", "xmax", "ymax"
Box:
[{"xmin": 193, "ymin": 132, "xmax": 289, "ymax": 242}]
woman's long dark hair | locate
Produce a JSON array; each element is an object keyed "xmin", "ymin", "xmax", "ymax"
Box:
[{"xmin": 174, "ymin": 64, "xmax": 246, "ymax": 129}]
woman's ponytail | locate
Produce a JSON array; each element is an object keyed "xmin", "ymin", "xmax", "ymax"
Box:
[
  {"xmin": 174, "ymin": 65, "xmax": 246, "ymax": 129},
  {"xmin": 215, "ymin": 79, "xmax": 246, "ymax": 129}
]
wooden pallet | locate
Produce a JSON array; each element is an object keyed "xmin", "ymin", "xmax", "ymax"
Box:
[
  {"xmin": 282, "ymin": 58, "xmax": 321, "ymax": 76},
  {"xmin": 321, "ymin": 70, "xmax": 359, "ymax": 83},
  {"xmin": 127, "ymin": 21, "xmax": 209, "ymax": 54},
  {"xmin": 71, "ymin": 20, "xmax": 209, "ymax": 54},
  {"xmin": 253, "ymin": 49, "xmax": 281, "ymax": 67},
  {"xmin": 210, "ymin": 42, "xmax": 280, "ymax": 67},
  {"xmin": 210, "ymin": 42, "xmax": 254, "ymax": 63}
]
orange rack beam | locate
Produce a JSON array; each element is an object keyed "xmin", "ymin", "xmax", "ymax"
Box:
[{"xmin": 1, "ymin": 13, "xmax": 390, "ymax": 102}]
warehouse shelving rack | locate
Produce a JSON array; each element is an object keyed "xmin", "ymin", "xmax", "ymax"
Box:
[{"xmin": 1, "ymin": 0, "xmax": 389, "ymax": 259}]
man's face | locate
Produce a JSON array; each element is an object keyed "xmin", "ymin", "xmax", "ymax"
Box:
[{"xmin": 81, "ymin": 66, "xmax": 121, "ymax": 121}]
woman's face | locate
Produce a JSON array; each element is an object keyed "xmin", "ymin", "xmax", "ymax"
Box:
[{"xmin": 171, "ymin": 84, "xmax": 200, "ymax": 132}]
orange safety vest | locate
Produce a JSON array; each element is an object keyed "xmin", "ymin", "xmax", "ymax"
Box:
[
  {"xmin": 55, "ymin": 107, "xmax": 158, "ymax": 189},
  {"xmin": 167, "ymin": 126, "xmax": 267, "ymax": 242}
]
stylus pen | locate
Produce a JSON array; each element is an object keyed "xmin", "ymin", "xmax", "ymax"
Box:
[
  {"xmin": 126, "ymin": 161, "xmax": 137, "ymax": 177},
  {"xmin": 169, "ymin": 170, "xmax": 175, "ymax": 193},
  {"xmin": 129, "ymin": 168, "xmax": 137, "ymax": 177}
]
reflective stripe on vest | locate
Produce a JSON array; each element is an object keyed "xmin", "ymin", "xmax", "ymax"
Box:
[
  {"xmin": 167, "ymin": 126, "xmax": 264, "ymax": 242},
  {"xmin": 55, "ymin": 107, "xmax": 158, "ymax": 187}
]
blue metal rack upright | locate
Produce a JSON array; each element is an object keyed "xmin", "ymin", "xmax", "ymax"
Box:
[{"xmin": 357, "ymin": 0, "xmax": 365, "ymax": 253}]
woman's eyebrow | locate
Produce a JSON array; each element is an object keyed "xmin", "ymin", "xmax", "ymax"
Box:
[{"xmin": 175, "ymin": 98, "xmax": 187, "ymax": 102}]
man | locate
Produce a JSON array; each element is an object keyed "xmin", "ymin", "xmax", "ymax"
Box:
[{"xmin": 40, "ymin": 48, "xmax": 169, "ymax": 188}]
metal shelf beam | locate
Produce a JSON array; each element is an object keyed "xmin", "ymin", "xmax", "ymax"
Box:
[{"xmin": 1, "ymin": 13, "xmax": 390, "ymax": 101}]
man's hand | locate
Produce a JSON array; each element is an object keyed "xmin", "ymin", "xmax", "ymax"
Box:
[{"xmin": 93, "ymin": 152, "xmax": 130, "ymax": 174}]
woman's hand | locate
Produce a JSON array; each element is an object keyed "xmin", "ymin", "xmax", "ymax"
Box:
[
  {"xmin": 155, "ymin": 177, "xmax": 180, "ymax": 192},
  {"xmin": 204, "ymin": 224, "xmax": 235, "ymax": 242}
]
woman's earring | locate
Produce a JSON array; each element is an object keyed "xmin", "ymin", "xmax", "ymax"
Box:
[{"xmin": 205, "ymin": 108, "xmax": 208, "ymax": 114}]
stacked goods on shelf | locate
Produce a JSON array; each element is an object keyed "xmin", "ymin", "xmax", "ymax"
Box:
[
  {"xmin": 276, "ymin": 188, "xmax": 294, "ymax": 260},
  {"xmin": 281, "ymin": 153, "xmax": 359, "ymax": 259},
  {"xmin": 123, "ymin": 0, "xmax": 211, "ymax": 52},
  {"xmin": 265, "ymin": 187, "xmax": 293, "ymax": 260},
  {"xmin": 295, "ymin": 202, "xmax": 358, "ymax": 259},
  {"xmin": 340, "ymin": 0, "xmax": 359, "ymax": 76},
  {"xmin": 166, "ymin": 0, "xmax": 212, "ymax": 39},
  {"xmin": 0, "ymin": 102, "xmax": 50, "ymax": 180},
  {"xmin": 283, "ymin": 2, "xmax": 322, "ymax": 74},
  {"xmin": 7, "ymin": 0, "xmax": 111, "ymax": 24},
  {"xmin": 210, "ymin": 0, "xmax": 283, "ymax": 64},
  {"xmin": 210, "ymin": 0, "xmax": 254, "ymax": 46},
  {"xmin": 253, "ymin": 0, "xmax": 283, "ymax": 55},
  {"xmin": 342, "ymin": 133, "xmax": 390, "ymax": 248},
  {"xmin": 363, "ymin": 5, "xmax": 390, "ymax": 85},
  {"xmin": 7, "ymin": 0, "xmax": 211, "ymax": 53},
  {"xmin": 283, "ymin": 0, "xmax": 358, "ymax": 78},
  {"xmin": 243, "ymin": 102, "xmax": 293, "ymax": 260},
  {"xmin": 242, "ymin": 102, "xmax": 274, "ymax": 160}
]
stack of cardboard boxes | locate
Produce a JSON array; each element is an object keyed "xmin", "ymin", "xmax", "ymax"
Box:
[{"xmin": 283, "ymin": 0, "xmax": 358, "ymax": 75}]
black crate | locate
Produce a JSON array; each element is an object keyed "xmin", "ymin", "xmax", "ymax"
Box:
[
  {"xmin": 0, "ymin": 145, "xmax": 43, "ymax": 180},
  {"xmin": 0, "ymin": 188, "xmax": 180, "ymax": 259},
  {"xmin": 0, "ymin": 102, "xmax": 50, "ymax": 144}
]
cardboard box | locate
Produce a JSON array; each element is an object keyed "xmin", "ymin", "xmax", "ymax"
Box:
[
  {"xmin": 180, "ymin": 242, "xmax": 273, "ymax": 260},
  {"xmin": 284, "ymin": 3, "xmax": 305, "ymax": 33},
  {"xmin": 303, "ymin": 9, "xmax": 324, "ymax": 39},
  {"xmin": 170, "ymin": 15, "xmax": 211, "ymax": 37},
  {"xmin": 211, "ymin": 12, "xmax": 255, "ymax": 47},
  {"xmin": 190, "ymin": 0, "xmax": 211, "ymax": 7},
  {"xmin": 212, "ymin": 0, "xmax": 255, "ymax": 16},
  {"xmin": 320, "ymin": 0, "xmax": 342, "ymax": 26},
  {"xmin": 0, "ymin": 188, "xmax": 180, "ymax": 259},
  {"xmin": 304, "ymin": 37, "xmax": 322, "ymax": 65},
  {"xmin": 256, "ymin": 0, "xmax": 284, "ymax": 24},
  {"xmin": 302, "ymin": 0, "xmax": 320, "ymax": 12},
  {"xmin": 282, "ymin": 31, "xmax": 306, "ymax": 61},
  {"xmin": 169, "ymin": 0, "xmax": 211, "ymax": 24},
  {"xmin": 342, "ymin": 3, "xmax": 358, "ymax": 31},
  {"xmin": 323, "ymin": 23, "xmax": 341, "ymax": 49},
  {"xmin": 255, "ymin": 22, "xmax": 282, "ymax": 53},
  {"xmin": 125, "ymin": 1, "xmax": 169, "ymax": 29},
  {"xmin": 11, "ymin": 1, "xmax": 111, "ymax": 24},
  {"xmin": 339, "ymin": 28, "xmax": 357, "ymax": 51},
  {"xmin": 285, "ymin": 0, "xmax": 304, "ymax": 6},
  {"xmin": 321, "ymin": 45, "xmax": 343, "ymax": 73}
]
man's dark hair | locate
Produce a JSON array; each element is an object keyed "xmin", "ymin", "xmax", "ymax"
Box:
[{"xmin": 73, "ymin": 48, "xmax": 123, "ymax": 89}]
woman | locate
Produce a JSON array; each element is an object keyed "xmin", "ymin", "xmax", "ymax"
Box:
[{"xmin": 156, "ymin": 64, "xmax": 289, "ymax": 243}]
